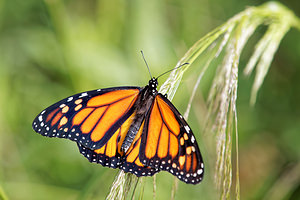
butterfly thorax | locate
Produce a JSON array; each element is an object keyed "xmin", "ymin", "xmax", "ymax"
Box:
[{"xmin": 120, "ymin": 78, "xmax": 158, "ymax": 153}]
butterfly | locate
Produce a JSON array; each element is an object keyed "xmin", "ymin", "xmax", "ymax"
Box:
[{"xmin": 32, "ymin": 73, "xmax": 204, "ymax": 184}]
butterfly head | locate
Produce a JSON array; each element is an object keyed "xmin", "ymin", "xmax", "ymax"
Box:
[{"xmin": 148, "ymin": 77, "xmax": 158, "ymax": 95}]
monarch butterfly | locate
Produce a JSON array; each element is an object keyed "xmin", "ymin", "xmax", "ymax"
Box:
[{"xmin": 32, "ymin": 60, "xmax": 204, "ymax": 184}]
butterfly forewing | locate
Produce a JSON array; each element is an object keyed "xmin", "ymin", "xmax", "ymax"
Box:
[
  {"xmin": 32, "ymin": 87, "xmax": 141, "ymax": 150},
  {"xmin": 139, "ymin": 94, "xmax": 204, "ymax": 184}
]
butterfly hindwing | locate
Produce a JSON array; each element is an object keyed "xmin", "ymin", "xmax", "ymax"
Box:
[
  {"xmin": 139, "ymin": 94, "xmax": 204, "ymax": 184},
  {"xmin": 77, "ymin": 113, "xmax": 135, "ymax": 169},
  {"xmin": 121, "ymin": 120, "xmax": 159, "ymax": 176},
  {"xmin": 32, "ymin": 87, "xmax": 141, "ymax": 150},
  {"xmin": 78, "ymin": 114, "xmax": 159, "ymax": 176}
]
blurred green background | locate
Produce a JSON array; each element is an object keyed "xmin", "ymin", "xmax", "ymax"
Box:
[{"xmin": 0, "ymin": 0, "xmax": 300, "ymax": 199}]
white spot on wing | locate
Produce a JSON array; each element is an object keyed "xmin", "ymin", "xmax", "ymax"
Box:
[
  {"xmin": 79, "ymin": 92, "xmax": 88, "ymax": 98},
  {"xmin": 67, "ymin": 97, "xmax": 73, "ymax": 102},
  {"xmin": 191, "ymin": 135, "xmax": 195, "ymax": 143},
  {"xmin": 184, "ymin": 125, "xmax": 190, "ymax": 133},
  {"xmin": 38, "ymin": 115, "xmax": 43, "ymax": 122},
  {"xmin": 197, "ymin": 169, "xmax": 203, "ymax": 175}
]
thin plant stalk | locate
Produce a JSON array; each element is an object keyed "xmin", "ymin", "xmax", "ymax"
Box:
[{"xmin": 0, "ymin": 185, "xmax": 8, "ymax": 200}]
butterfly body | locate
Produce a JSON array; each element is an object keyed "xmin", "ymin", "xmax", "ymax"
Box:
[
  {"xmin": 121, "ymin": 78, "xmax": 157, "ymax": 152},
  {"xmin": 33, "ymin": 77, "xmax": 204, "ymax": 184}
]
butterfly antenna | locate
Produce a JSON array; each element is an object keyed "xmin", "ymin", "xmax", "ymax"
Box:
[
  {"xmin": 156, "ymin": 63, "xmax": 189, "ymax": 79},
  {"xmin": 141, "ymin": 50, "xmax": 152, "ymax": 79}
]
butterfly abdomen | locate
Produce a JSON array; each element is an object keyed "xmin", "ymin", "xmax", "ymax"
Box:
[{"xmin": 121, "ymin": 85, "xmax": 156, "ymax": 153}]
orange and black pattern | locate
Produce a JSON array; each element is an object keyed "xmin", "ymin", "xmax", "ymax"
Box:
[
  {"xmin": 33, "ymin": 87, "xmax": 140, "ymax": 150},
  {"xmin": 32, "ymin": 78, "xmax": 204, "ymax": 184},
  {"xmin": 140, "ymin": 94, "xmax": 203, "ymax": 183}
]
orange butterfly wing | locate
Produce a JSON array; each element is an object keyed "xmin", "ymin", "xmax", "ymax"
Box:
[
  {"xmin": 139, "ymin": 94, "xmax": 204, "ymax": 184},
  {"xmin": 78, "ymin": 114, "xmax": 159, "ymax": 176},
  {"xmin": 33, "ymin": 87, "xmax": 141, "ymax": 150},
  {"xmin": 77, "ymin": 113, "xmax": 135, "ymax": 168}
]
